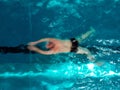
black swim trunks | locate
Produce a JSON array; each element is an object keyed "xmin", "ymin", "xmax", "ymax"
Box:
[{"xmin": 70, "ymin": 38, "xmax": 79, "ymax": 52}]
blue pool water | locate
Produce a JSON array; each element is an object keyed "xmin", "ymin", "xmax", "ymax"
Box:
[{"xmin": 0, "ymin": 0, "xmax": 120, "ymax": 90}]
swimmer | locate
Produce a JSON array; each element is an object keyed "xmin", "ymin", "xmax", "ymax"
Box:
[{"xmin": 28, "ymin": 27, "xmax": 103, "ymax": 66}]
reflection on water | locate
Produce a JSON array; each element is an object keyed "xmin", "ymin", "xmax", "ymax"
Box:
[
  {"xmin": 0, "ymin": 61, "xmax": 120, "ymax": 89},
  {"xmin": 0, "ymin": 63, "xmax": 119, "ymax": 78}
]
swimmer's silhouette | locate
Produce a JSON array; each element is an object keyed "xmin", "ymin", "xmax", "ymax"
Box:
[{"xmin": 0, "ymin": 27, "xmax": 119, "ymax": 66}]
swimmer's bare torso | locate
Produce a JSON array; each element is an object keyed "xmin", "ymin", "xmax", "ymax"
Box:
[
  {"xmin": 49, "ymin": 39, "xmax": 72, "ymax": 53},
  {"xmin": 28, "ymin": 38, "xmax": 72, "ymax": 54}
]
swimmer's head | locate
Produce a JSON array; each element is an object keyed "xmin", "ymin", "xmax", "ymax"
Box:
[{"xmin": 46, "ymin": 42, "xmax": 55, "ymax": 49}]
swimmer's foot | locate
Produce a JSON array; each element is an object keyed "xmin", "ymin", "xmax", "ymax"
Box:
[
  {"xmin": 76, "ymin": 27, "xmax": 96, "ymax": 42},
  {"xmin": 94, "ymin": 60, "xmax": 105, "ymax": 66},
  {"xmin": 81, "ymin": 27, "xmax": 95, "ymax": 39}
]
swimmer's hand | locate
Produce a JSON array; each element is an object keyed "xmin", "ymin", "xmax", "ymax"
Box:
[
  {"xmin": 28, "ymin": 42, "xmax": 37, "ymax": 46},
  {"xmin": 27, "ymin": 45, "xmax": 38, "ymax": 51}
]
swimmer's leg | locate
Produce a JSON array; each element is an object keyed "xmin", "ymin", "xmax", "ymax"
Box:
[
  {"xmin": 77, "ymin": 46, "xmax": 96, "ymax": 62},
  {"xmin": 76, "ymin": 27, "xmax": 95, "ymax": 43},
  {"xmin": 85, "ymin": 50, "xmax": 105, "ymax": 66},
  {"xmin": 77, "ymin": 46, "xmax": 105, "ymax": 66},
  {"xmin": 87, "ymin": 51, "xmax": 105, "ymax": 66}
]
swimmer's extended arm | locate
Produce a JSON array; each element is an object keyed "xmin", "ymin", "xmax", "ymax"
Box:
[
  {"xmin": 27, "ymin": 45, "xmax": 54, "ymax": 55},
  {"xmin": 28, "ymin": 38, "xmax": 51, "ymax": 46},
  {"xmin": 76, "ymin": 27, "xmax": 95, "ymax": 43}
]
